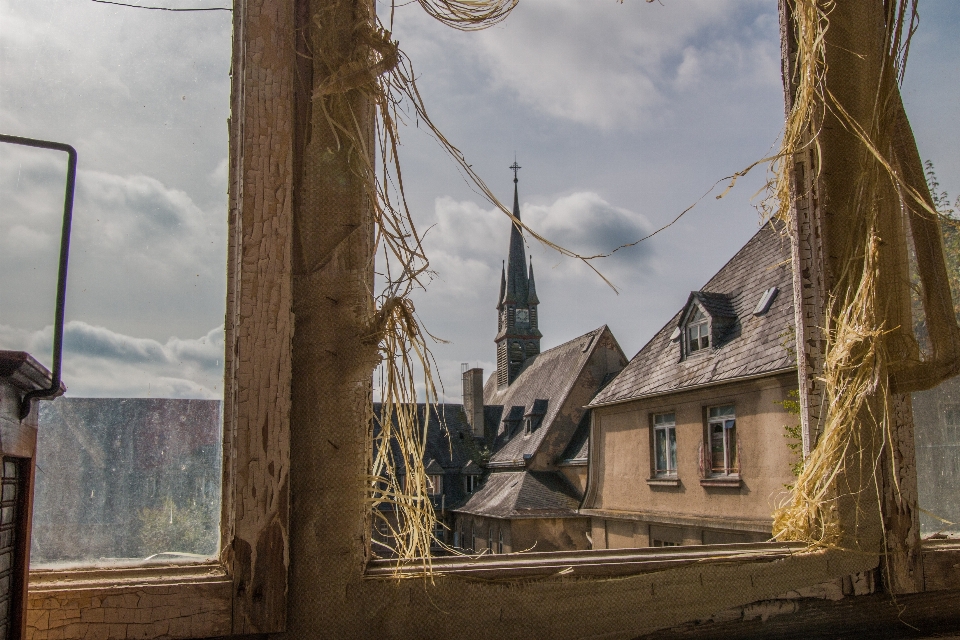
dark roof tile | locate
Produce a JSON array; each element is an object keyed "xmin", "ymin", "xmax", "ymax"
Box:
[
  {"xmin": 453, "ymin": 471, "xmax": 581, "ymax": 518},
  {"xmin": 590, "ymin": 221, "xmax": 796, "ymax": 407}
]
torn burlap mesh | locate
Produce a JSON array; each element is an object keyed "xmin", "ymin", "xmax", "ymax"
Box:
[
  {"xmin": 297, "ymin": 0, "xmax": 627, "ymax": 572},
  {"xmin": 771, "ymin": 0, "xmax": 960, "ymax": 554}
]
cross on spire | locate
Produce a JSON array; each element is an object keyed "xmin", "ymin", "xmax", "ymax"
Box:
[{"xmin": 510, "ymin": 159, "xmax": 521, "ymax": 183}]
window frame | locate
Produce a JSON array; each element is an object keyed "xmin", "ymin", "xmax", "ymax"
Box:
[
  {"xmin": 685, "ymin": 305, "xmax": 710, "ymax": 355},
  {"xmin": 26, "ymin": 0, "xmax": 292, "ymax": 634},
  {"xmin": 426, "ymin": 474, "xmax": 443, "ymax": 496},
  {"xmin": 24, "ymin": 0, "xmax": 960, "ymax": 637},
  {"xmin": 652, "ymin": 411, "xmax": 678, "ymax": 478},
  {"xmin": 706, "ymin": 405, "xmax": 738, "ymax": 476}
]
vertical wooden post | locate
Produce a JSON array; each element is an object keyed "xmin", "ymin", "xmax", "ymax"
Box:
[
  {"xmin": 778, "ymin": 0, "xmax": 924, "ymax": 592},
  {"xmin": 779, "ymin": 0, "xmax": 827, "ymax": 458},
  {"xmin": 226, "ymin": 0, "xmax": 296, "ymax": 631}
]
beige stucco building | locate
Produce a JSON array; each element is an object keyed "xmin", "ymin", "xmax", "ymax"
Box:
[{"xmin": 582, "ymin": 222, "xmax": 799, "ymax": 548}]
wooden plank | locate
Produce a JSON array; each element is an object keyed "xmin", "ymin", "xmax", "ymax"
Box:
[
  {"xmin": 882, "ymin": 393, "xmax": 925, "ymax": 593},
  {"xmin": 778, "ymin": 0, "xmax": 827, "ymax": 456},
  {"xmin": 641, "ymin": 586, "xmax": 960, "ymax": 640},
  {"xmin": 921, "ymin": 544, "xmax": 960, "ymax": 592},
  {"xmin": 225, "ymin": 0, "xmax": 295, "ymax": 633},
  {"xmin": 26, "ymin": 574, "xmax": 231, "ymax": 639}
]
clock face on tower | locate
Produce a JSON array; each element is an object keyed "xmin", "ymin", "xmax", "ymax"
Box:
[{"xmin": 516, "ymin": 308, "xmax": 529, "ymax": 324}]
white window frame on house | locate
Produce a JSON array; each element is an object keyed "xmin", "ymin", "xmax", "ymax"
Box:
[
  {"xmin": 685, "ymin": 305, "xmax": 710, "ymax": 355},
  {"xmin": 427, "ymin": 474, "xmax": 443, "ymax": 496},
  {"xmin": 652, "ymin": 412, "xmax": 677, "ymax": 477},
  {"xmin": 464, "ymin": 475, "xmax": 477, "ymax": 494},
  {"xmin": 652, "ymin": 540, "xmax": 679, "ymax": 548},
  {"xmin": 26, "ymin": 2, "xmax": 960, "ymax": 637},
  {"xmin": 707, "ymin": 405, "xmax": 738, "ymax": 476}
]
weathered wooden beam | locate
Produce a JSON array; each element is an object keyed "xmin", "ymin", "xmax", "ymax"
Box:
[{"xmin": 226, "ymin": 0, "xmax": 295, "ymax": 631}]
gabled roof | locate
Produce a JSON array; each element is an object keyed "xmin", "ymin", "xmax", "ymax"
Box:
[
  {"xmin": 462, "ymin": 460, "xmax": 482, "ymax": 475},
  {"xmin": 453, "ymin": 471, "xmax": 582, "ymax": 519},
  {"xmin": 590, "ymin": 221, "xmax": 795, "ymax": 407},
  {"xmin": 483, "ymin": 326, "xmax": 615, "ymax": 467},
  {"xmin": 680, "ymin": 291, "xmax": 737, "ymax": 326}
]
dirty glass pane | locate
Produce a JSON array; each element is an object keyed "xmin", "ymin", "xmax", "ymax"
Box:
[
  {"xmin": 654, "ymin": 429, "xmax": 667, "ymax": 474},
  {"xmin": 914, "ymin": 374, "xmax": 960, "ymax": 539},
  {"xmin": 0, "ymin": 0, "xmax": 230, "ymax": 566}
]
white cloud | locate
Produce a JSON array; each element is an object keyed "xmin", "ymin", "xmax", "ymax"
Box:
[
  {"xmin": 395, "ymin": 0, "xmax": 777, "ymax": 131},
  {"xmin": 0, "ymin": 150, "xmax": 226, "ymax": 341},
  {"xmin": 0, "ymin": 321, "xmax": 223, "ymax": 399},
  {"xmin": 402, "ymin": 191, "xmax": 660, "ymax": 401}
]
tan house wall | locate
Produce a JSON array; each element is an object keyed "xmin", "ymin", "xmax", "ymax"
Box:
[
  {"xmin": 457, "ymin": 515, "xmax": 512, "ymax": 554},
  {"xmin": 511, "ymin": 517, "xmax": 591, "ymax": 553},
  {"xmin": 559, "ymin": 464, "xmax": 587, "ymax": 495},
  {"xmin": 586, "ymin": 372, "xmax": 798, "ymax": 547},
  {"xmin": 455, "ymin": 515, "xmax": 590, "ymax": 553}
]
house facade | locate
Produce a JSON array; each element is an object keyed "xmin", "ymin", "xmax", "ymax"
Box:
[{"xmin": 582, "ymin": 222, "xmax": 799, "ymax": 548}]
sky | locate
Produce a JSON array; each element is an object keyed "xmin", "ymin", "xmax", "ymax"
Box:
[{"xmin": 0, "ymin": 1, "xmax": 959, "ymax": 400}]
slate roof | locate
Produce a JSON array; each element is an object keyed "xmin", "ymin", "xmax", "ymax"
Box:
[
  {"xmin": 372, "ymin": 403, "xmax": 487, "ymax": 512},
  {"xmin": 559, "ymin": 411, "xmax": 591, "ymax": 463},
  {"xmin": 454, "ymin": 471, "xmax": 582, "ymax": 519},
  {"xmin": 483, "ymin": 326, "xmax": 611, "ymax": 467},
  {"xmin": 373, "ymin": 403, "xmax": 480, "ymax": 473},
  {"xmin": 688, "ymin": 291, "xmax": 737, "ymax": 322},
  {"xmin": 501, "ymin": 178, "xmax": 531, "ymax": 306},
  {"xmin": 590, "ymin": 221, "xmax": 795, "ymax": 407}
]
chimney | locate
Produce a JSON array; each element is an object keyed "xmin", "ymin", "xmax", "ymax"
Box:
[{"xmin": 461, "ymin": 364, "xmax": 485, "ymax": 438}]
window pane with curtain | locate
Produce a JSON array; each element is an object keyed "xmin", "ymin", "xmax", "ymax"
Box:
[
  {"xmin": 708, "ymin": 405, "xmax": 736, "ymax": 475},
  {"xmin": 0, "ymin": 1, "xmax": 230, "ymax": 567},
  {"xmin": 686, "ymin": 307, "xmax": 709, "ymax": 353},
  {"xmin": 653, "ymin": 412, "xmax": 677, "ymax": 476}
]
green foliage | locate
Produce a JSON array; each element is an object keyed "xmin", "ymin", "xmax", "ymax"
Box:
[
  {"xmin": 777, "ymin": 389, "xmax": 804, "ymax": 484},
  {"xmin": 137, "ymin": 496, "xmax": 218, "ymax": 557}
]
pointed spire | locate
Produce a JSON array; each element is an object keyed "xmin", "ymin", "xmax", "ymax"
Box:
[
  {"xmin": 498, "ymin": 261, "xmax": 506, "ymax": 308},
  {"xmin": 527, "ymin": 258, "xmax": 539, "ymax": 305},
  {"xmin": 504, "ymin": 161, "xmax": 528, "ymax": 305}
]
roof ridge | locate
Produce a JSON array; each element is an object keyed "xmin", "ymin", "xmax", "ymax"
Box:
[{"xmin": 537, "ymin": 325, "xmax": 606, "ymax": 354}]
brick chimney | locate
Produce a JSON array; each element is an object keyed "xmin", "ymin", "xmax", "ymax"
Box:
[{"xmin": 461, "ymin": 364, "xmax": 484, "ymax": 438}]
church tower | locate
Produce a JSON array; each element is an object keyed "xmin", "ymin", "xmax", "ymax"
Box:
[{"xmin": 495, "ymin": 162, "xmax": 541, "ymax": 388}]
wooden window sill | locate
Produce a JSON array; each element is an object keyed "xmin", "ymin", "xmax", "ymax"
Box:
[
  {"xmin": 27, "ymin": 563, "xmax": 231, "ymax": 637},
  {"xmin": 646, "ymin": 477, "xmax": 681, "ymax": 487},
  {"xmin": 365, "ymin": 542, "xmax": 806, "ymax": 580}
]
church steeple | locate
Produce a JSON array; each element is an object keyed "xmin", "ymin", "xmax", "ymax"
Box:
[
  {"xmin": 496, "ymin": 162, "xmax": 542, "ymax": 388},
  {"xmin": 503, "ymin": 163, "xmax": 528, "ymax": 305},
  {"xmin": 527, "ymin": 258, "xmax": 539, "ymax": 305}
]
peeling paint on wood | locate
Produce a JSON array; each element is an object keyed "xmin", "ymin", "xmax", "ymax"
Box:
[{"xmin": 226, "ymin": 0, "xmax": 294, "ymax": 632}]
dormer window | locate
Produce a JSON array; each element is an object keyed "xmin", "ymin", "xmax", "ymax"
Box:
[
  {"xmin": 426, "ymin": 474, "xmax": 443, "ymax": 496},
  {"xmin": 686, "ymin": 306, "xmax": 710, "ymax": 353}
]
